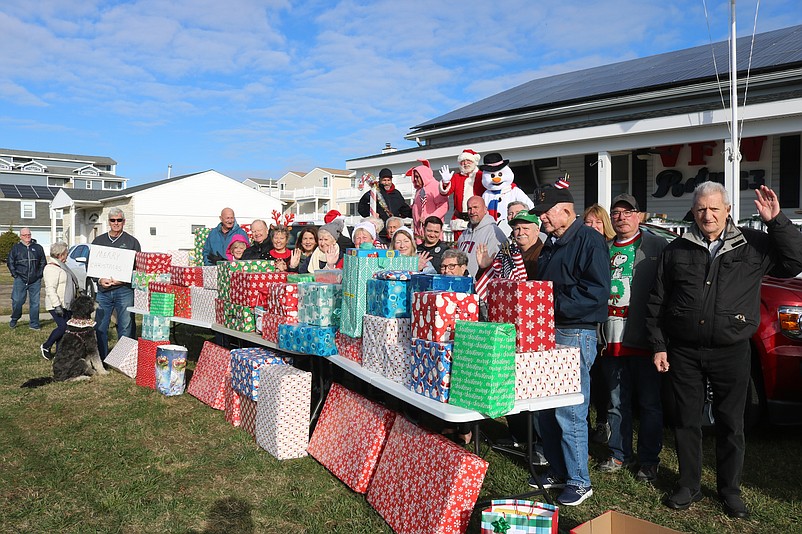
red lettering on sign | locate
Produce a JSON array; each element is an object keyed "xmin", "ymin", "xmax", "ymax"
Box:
[
  {"xmin": 688, "ymin": 141, "xmax": 718, "ymax": 165},
  {"xmin": 741, "ymin": 136, "xmax": 766, "ymax": 162},
  {"xmin": 655, "ymin": 144, "xmax": 683, "ymax": 168}
]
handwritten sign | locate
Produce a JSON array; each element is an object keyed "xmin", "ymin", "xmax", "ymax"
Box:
[{"xmin": 87, "ymin": 245, "xmax": 137, "ymax": 283}]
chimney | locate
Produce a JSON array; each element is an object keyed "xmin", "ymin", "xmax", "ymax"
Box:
[{"xmin": 381, "ymin": 142, "xmax": 397, "ymax": 154}]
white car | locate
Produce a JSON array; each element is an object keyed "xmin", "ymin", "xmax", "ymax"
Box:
[{"xmin": 65, "ymin": 244, "xmax": 97, "ymax": 299}]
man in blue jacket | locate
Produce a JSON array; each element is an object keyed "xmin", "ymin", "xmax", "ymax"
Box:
[
  {"xmin": 529, "ymin": 187, "xmax": 611, "ymax": 506},
  {"xmin": 7, "ymin": 227, "xmax": 47, "ymax": 329},
  {"xmin": 203, "ymin": 207, "xmax": 249, "ymax": 265}
]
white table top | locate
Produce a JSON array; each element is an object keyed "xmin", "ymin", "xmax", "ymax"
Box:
[{"xmin": 127, "ymin": 306, "xmax": 213, "ymax": 329}]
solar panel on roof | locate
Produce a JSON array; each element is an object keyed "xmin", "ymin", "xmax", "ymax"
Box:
[
  {"xmin": 0, "ymin": 184, "xmax": 21, "ymax": 198},
  {"xmin": 31, "ymin": 185, "xmax": 56, "ymax": 199}
]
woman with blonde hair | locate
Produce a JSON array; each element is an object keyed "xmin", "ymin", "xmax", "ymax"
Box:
[
  {"xmin": 40, "ymin": 241, "xmax": 80, "ymax": 360},
  {"xmin": 583, "ymin": 204, "xmax": 615, "ymax": 241}
]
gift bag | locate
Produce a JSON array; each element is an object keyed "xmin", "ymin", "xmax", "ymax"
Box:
[{"xmin": 480, "ymin": 500, "xmax": 558, "ymax": 534}]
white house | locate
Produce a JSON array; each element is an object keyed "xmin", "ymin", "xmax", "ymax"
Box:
[{"xmin": 51, "ymin": 169, "xmax": 283, "ymax": 250}]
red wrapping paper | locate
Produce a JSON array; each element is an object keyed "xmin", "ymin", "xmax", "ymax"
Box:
[
  {"xmin": 187, "ymin": 341, "xmax": 231, "ymax": 410},
  {"xmin": 136, "ymin": 338, "xmax": 170, "ymax": 389},
  {"xmin": 411, "ymin": 291, "xmax": 479, "ymax": 343},
  {"xmin": 135, "ymin": 252, "xmax": 172, "ymax": 274},
  {"xmin": 488, "ymin": 279, "xmax": 555, "ymax": 352}
]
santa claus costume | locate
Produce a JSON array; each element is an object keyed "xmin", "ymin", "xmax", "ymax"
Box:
[{"xmin": 439, "ymin": 149, "xmax": 485, "ymax": 237}]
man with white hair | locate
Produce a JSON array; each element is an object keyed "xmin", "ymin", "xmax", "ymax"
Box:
[
  {"xmin": 7, "ymin": 227, "xmax": 46, "ymax": 329},
  {"xmin": 439, "ymin": 149, "xmax": 485, "ymax": 238}
]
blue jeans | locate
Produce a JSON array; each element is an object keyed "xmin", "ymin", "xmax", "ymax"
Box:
[
  {"xmin": 600, "ymin": 355, "xmax": 663, "ymax": 466},
  {"xmin": 44, "ymin": 309, "xmax": 72, "ymax": 351},
  {"xmin": 11, "ymin": 277, "xmax": 41, "ymax": 328},
  {"xmin": 537, "ymin": 328, "xmax": 597, "ymax": 487},
  {"xmin": 95, "ymin": 286, "xmax": 135, "ymax": 360}
]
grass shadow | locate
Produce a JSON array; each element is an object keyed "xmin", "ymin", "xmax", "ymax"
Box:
[{"xmin": 188, "ymin": 497, "xmax": 254, "ymax": 534}]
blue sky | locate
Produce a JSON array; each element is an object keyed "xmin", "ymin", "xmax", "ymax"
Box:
[{"xmin": 2, "ymin": 0, "xmax": 801, "ymax": 186}]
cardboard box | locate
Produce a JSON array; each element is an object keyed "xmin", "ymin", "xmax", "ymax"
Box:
[{"xmin": 570, "ymin": 511, "xmax": 684, "ymax": 534}]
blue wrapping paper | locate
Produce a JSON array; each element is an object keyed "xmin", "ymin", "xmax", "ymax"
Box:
[
  {"xmin": 142, "ymin": 313, "xmax": 171, "ymax": 341},
  {"xmin": 230, "ymin": 347, "xmax": 292, "ymax": 401},
  {"xmin": 277, "ymin": 323, "xmax": 338, "ymax": 357},
  {"xmin": 366, "ymin": 278, "xmax": 410, "ymax": 318},
  {"xmin": 155, "ymin": 345, "xmax": 188, "ymax": 396},
  {"xmin": 409, "ymin": 274, "xmax": 474, "ymax": 294},
  {"xmin": 408, "ymin": 339, "xmax": 453, "ymax": 403},
  {"xmin": 373, "ymin": 270, "xmax": 415, "ymax": 281}
]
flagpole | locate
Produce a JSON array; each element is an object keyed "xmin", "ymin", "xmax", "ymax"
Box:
[{"xmin": 729, "ymin": 0, "xmax": 741, "ymax": 222}]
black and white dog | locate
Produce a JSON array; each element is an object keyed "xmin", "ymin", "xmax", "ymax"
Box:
[{"xmin": 51, "ymin": 295, "xmax": 108, "ymax": 382}]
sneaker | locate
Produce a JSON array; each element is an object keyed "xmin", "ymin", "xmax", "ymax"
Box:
[
  {"xmin": 40, "ymin": 344, "xmax": 53, "ymax": 361},
  {"xmin": 528, "ymin": 473, "xmax": 566, "ymax": 490},
  {"xmin": 29, "ymin": 325, "xmax": 41, "ymax": 331},
  {"xmin": 598, "ymin": 457, "xmax": 625, "ymax": 472},
  {"xmin": 591, "ymin": 421, "xmax": 611, "ymax": 444},
  {"xmin": 636, "ymin": 464, "xmax": 659, "ymax": 482},
  {"xmin": 9, "ymin": 321, "xmax": 17, "ymax": 329},
  {"xmin": 532, "ymin": 450, "xmax": 550, "ymax": 467},
  {"xmin": 558, "ymin": 484, "xmax": 594, "ymax": 506}
]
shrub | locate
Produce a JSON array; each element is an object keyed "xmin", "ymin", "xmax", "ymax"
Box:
[{"xmin": 0, "ymin": 230, "xmax": 20, "ymax": 263}]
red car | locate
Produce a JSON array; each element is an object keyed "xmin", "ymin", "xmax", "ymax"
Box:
[{"xmin": 644, "ymin": 224, "xmax": 802, "ymax": 429}]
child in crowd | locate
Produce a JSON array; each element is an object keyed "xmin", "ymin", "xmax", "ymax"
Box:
[{"xmin": 229, "ymin": 240, "xmax": 247, "ymax": 261}]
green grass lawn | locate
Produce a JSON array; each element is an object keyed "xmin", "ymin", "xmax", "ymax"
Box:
[{"xmin": 1, "ymin": 321, "xmax": 801, "ymax": 533}]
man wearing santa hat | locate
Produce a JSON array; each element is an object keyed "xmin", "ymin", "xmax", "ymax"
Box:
[{"xmin": 439, "ymin": 149, "xmax": 485, "ymax": 238}]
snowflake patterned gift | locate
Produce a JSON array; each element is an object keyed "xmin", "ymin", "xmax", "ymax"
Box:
[
  {"xmin": 224, "ymin": 376, "xmax": 241, "ymax": 427},
  {"xmin": 487, "ymin": 279, "xmax": 556, "ymax": 353},
  {"xmin": 105, "ymin": 336, "xmax": 138, "ymax": 379},
  {"xmin": 408, "ymin": 339, "xmax": 453, "ymax": 403},
  {"xmin": 366, "ymin": 416, "xmax": 489, "ymax": 534},
  {"xmin": 231, "ymin": 271, "xmax": 289, "ymax": 307},
  {"xmin": 169, "ymin": 265, "xmax": 203, "ymax": 287},
  {"xmin": 201, "ymin": 266, "xmax": 218, "ymax": 289},
  {"xmin": 261, "ymin": 313, "xmax": 298, "ymax": 344},
  {"xmin": 255, "ymin": 365, "xmax": 312, "ymax": 460},
  {"xmin": 449, "ymin": 321, "xmax": 516, "ymax": 417},
  {"xmin": 136, "ymin": 338, "xmax": 170, "ymax": 389},
  {"xmin": 260, "ymin": 282, "xmax": 299, "ymax": 317},
  {"xmin": 411, "ymin": 291, "xmax": 479, "ymax": 343},
  {"xmin": 190, "ymin": 287, "xmax": 217, "ymax": 324},
  {"xmin": 230, "ymin": 347, "xmax": 292, "ymax": 402},
  {"xmin": 409, "ymin": 273, "xmax": 474, "ymax": 294},
  {"xmin": 307, "ymin": 384, "xmax": 397, "ymax": 493},
  {"xmin": 187, "ymin": 341, "xmax": 232, "ymax": 410},
  {"xmin": 135, "ymin": 252, "xmax": 172, "ymax": 274},
  {"xmin": 335, "ymin": 331, "xmax": 363, "ymax": 364},
  {"xmin": 366, "ymin": 278, "xmax": 410, "ymax": 318},
  {"xmin": 362, "ymin": 316, "xmax": 413, "ymax": 382}
]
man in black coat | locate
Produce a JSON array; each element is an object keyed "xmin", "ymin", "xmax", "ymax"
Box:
[
  {"xmin": 241, "ymin": 219, "xmax": 271, "ymax": 260},
  {"xmin": 7, "ymin": 227, "xmax": 47, "ymax": 329},
  {"xmin": 357, "ymin": 168, "xmax": 412, "ymax": 223},
  {"xmin": 647, "ymin": 183, "xmax": 802, "ymax": 519}
]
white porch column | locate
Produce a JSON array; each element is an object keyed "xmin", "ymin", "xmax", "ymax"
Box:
[
  {"xmin": 724, "ymin": 139, "xmax": 741, "ymax": 223},
  {"xmin": 69, "ymin": 202, "xmax": 75, "ymax": 245},
  {"xmin": 597, "ymin": 151, "xmax": 612, "ymax": 210},
  {"xmin": 50, "ymin": 202, "xmax": 56, "ymax": 243}
]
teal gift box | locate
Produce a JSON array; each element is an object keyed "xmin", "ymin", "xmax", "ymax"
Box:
[
  {"xmin": 297, "ymin": 283, "xmax": 342, "ymax": 327},
  {"xmin": 142, "ymin": 314, "xmax": 171, "ymax": 341},
  {"xmin": 278, "ymin": 323, "xmax": 338, "ymax": 357},
  {"xmin": 366, "ymin": 278, "xmax": 410, "ymax": 318},
  {"xmin": 410, "ymin": 273, "xmax": 474, "ymax": 294}
]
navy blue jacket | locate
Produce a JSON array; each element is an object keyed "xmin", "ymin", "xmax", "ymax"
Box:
[
  {"xmin": 537, "ymin": 218, "xmax": 611, "ymax": 328},
  {"xmin": 7, "ymin": 239, "xmax": 46, "ymax": 284}
]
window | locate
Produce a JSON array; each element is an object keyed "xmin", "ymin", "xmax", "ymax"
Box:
[
  {"xmin": 85, "ymin": 181, "xmax": 93, "ymax": 189},
  {"xmin": 53, "ymin": 209, "xmax": 63, "ymax": 220},
  {"xmin": 150, "ymin": 227, "xmax": 157, "ymax": 236},
  {"xmin": 21, "ymin": 201, "xmax": 35, "ymax": 219},
  {"xmin": 103, "ymin": 181, "xmax": 123, "ymax": 190},
  {"xmin": 323, "ymin": 176, "xmax": 329, "ymax": 188},
  {"xmin": 48, "ymin": 178, "xmax": 69, "ymax": 187}
]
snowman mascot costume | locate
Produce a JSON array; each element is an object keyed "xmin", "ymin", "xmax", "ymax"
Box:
[{"xmin": 480, "ymin": 152, "xmax": 533, "ymax": 235}]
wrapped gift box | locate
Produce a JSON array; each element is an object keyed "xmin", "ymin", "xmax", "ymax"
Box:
[
  {"xmin": 297, "ymin": 283, "xmax": 342, "ymax": 327},
  {"xmin": 135, "ymin": 252, "xmax": 172, "ymax": 274},
  {"xmin": 190, "ymin": 287, "xmax": 217, "ymax": 324},
  {"xmin": 155, "ymin": 345, "xmax": 188, "ymax": 397},
  {"xmin": 142, "ymin": 313, "xmax": 171, "ymax": 341},
  {"xmin": 366, "ymin": 278, "xmax": 410, "ymax": 319},
  {"xmin": 105, "ymin": 336, "xmax": 138, "ymax": 379},
  {"xmin": 314, "ymin": 269, "xmax": 343, "ymax": 284},
  {"xmin": 341, "ymin": 249, "xmax": 419, "ymax": 338},
  {"xmin": 202, "ymin": 266, "xmax": 218, "ymax": 289},
  {"xmin": 148, "ymin": 292, "xmax": 174, "ymax": 317},
  {"xmin": 193, "ymin": 227, "xmax": 211, "ymax": 267},
  {"xmin": 167, "ymin": 249, "xmax": 190, "ymax": 267},
  {"xmin": 488, "ymin": 279, "xmax": 556, "ymax": 352},
  {"xmin": 133, "ymin": 288, "xmax": 149, "ymax": 311},
  {"xmin": 230, "ymin": 347, "xmax": 292, "ymax": 401},
  {"xmin": 136, "ymin": 338, "xmax": 170, "ymax": 389},
  {"xmin": 449, "ymin": 321, "xmax": 516, "ymax": 417},
  {"xmin": 278, "ymin": 323, "xmax": 337, "ymax": 356},
  {"xmin": 224, "ymin": 376, "xmax": 241, "ymax": 427},
  {"xmin": 261, "ymin": 313, "xmax": 298, "ymax": 344},
  {"xmin": 148, "ymin": 281, "xmax": 191, "ymax": 318},
  {"xmin": 411, "ymin": 291, "xmax": 479, "ymax": 343},
  {"xmin": 260, "ymin": 282, "xmax": 299, "ymax": 317},
  {"xmin": 515, "ymin": 346, "xmax": 581, "ymax": 400},
  {"xmin": 255, "ymin": 365, "xmax": 312, "ymax": 460},
  {"xmin": 170, "ymin": 265, "xmax": 203, "ymax": 287},
  {"xmin": 307, "ymin": 384, "xmax": 397, "ymax": 493},
  {"xmin": 187, "ymin": 341, "xmax": 232, "ymax": 410},
  {"xmin": 222, "ymin": 301, "xmax": 257, "ymax": 333},
  {"xmin": 254, "ymin": 306, "xmax": 266, "ymax": 334},
  {"xmin": 366, "ymin": 416, "xmax": 488, "ymax": 534},
  {"xmin": 132, "ymin": 271, "xmax": 170, "ymax": 291},
  {"xmin": 217, "ymin": 260, "xmax": 275, "ymax": 301},
  {"xmin": 231, "ymin": 271, "xmax": 289, "ymax": 307},
  {"xmin": 214, "ymin": 298, "xmax": 226, "ymax": 324},
  {"xmin": 240, "ymin": 395, "xmax": 257, "ymax": 438},
  {"xmin": 335, "ymin": 332, "xmax": 363, "ymax": 364},
  {"xmin": 362, "ymin": 316, "xmax": 413, "ymax": 382},
  {"xmin": 408, "ymin": 339, "xmax": 453, "ymax": 403},
  {"xmin": 410, "ymin": 273, "xmax": 474, "ymax": 294},
  {"xmin": 287, "ymin": 273, "xmax": 315, "ymax": 283}
]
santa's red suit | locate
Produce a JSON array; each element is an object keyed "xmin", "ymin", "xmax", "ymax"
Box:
[{"xmin": 439, "ymin": 149, "xmax": 485, "ymax": 237}]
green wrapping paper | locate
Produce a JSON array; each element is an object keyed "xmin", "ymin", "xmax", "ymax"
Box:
[
  {"xmin": 340, "ymin": 250, "xmax": 418, "ymax": 338},
  {"xmin": 287, "ymin": 273, "xmax": 315, "ymax": 283},
  {"xmin": 216, "ymin": 260, "xmax": 274, "ymax": 301},
  {"xmin": 192, "ymin": 227, "xmax": 211, "ymax": 266},
  {"xmin": 149, "ymin": 292, "xmax": 175, "ymax": 317},
  {"xmin": 449, "ymin": 321, "xmax": 516, "ymax": 417}
]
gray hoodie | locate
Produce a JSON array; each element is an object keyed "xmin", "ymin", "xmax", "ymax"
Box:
[{"xmin": 456, "ymin": 214, "xmax": 508, "ymax": 277}]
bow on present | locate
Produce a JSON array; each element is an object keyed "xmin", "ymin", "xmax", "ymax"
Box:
[
  {"xmin": 491, "ymin": 517, "xmax": 510, "ymax": 533},
  {"xmin": 271, "ymin": 210, "xmax": 295, "ymax": 229}
]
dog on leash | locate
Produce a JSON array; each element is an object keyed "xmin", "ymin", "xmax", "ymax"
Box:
[{"xmin": 51, "ymin": 295, "xmax": 108, "ymax": 382}]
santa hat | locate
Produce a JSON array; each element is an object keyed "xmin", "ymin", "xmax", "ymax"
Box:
[
  {"xmin": 324, "ymin": 210, "xmax": 342, "ymax": 224},
  {"xmin": 457, "ymin": 149, "xmax": 481, "ymax": 164}
]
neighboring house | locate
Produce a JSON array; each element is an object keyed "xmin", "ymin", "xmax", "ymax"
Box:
[
  {"xmin": 345, "ymin": 24, "xmax": 802, "ymax": 223},
  {"xmin": 0, "ymin": 148, "xmax": 126, "ymax": 246},
  {"xmin": 51, "ymin": 170, "xmax": 283, "ymax": 250},
  {"xmin": 243, "ymin": 177, "xmax": 280, "ymax": 196},
  {"xmin": 266, "ymin": 167, "xmax": 359, "ymax": 222}
]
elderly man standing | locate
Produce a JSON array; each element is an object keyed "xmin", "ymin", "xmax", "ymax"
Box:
[
  {"xmin": 241, "ymin": 219, "xmax": 270, "ymax": 260},
  {"xmin": 456, "ymin": 196, "xmax": 507, "ymax": 278},
  {"xmin": 530, "ymin": 187, "xmax": 610, "ymax": 506},
  {"xmin": 647, "ymin": 183, "xmax": 802, "ymax": 519},
  {"xmin": 597, "ymin": 194, "xmax": 667, "ymax": 483},
  {"xmin": 92, "ymin": 208, "xmax": 141, "ymax": 360},
  {"xmin": 7, "ymin": 227, "xmax": 46, "ymax": 330},
  {"xmin": 203, "ymin": 207, "xmax": 248, "ymax": 265}
]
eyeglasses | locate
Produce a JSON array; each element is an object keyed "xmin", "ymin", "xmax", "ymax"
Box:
[
  {"xmin": 109, "ymin": 218, "xmax": 124, "ymax": 222},
  {"xmin": 20, "ymin": 233, "xmax": 31, "ymax": 236},
  {"xmin": 440, "ymin": 263, "xmax": 462, "ymax": 271},
  {"xmin": 610, "ymin": 209, "xmax": 637, "ymax": 218}
]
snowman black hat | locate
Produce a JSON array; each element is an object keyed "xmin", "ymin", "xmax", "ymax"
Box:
[{"xmin": 479, "ymin": 152, "xmax": 510, "ymax": 172}]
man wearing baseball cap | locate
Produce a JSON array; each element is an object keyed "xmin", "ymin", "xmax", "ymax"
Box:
[
  {"xmin": 529, "ymin": 185, "xmax": 610, "ymax": 506},
  {"xmin": 596, "ymin": 193, "xmax": 667, "ymax": 485}
]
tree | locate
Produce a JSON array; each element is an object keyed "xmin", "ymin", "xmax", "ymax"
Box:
[{"xmin": 0, "ymin": 229, "xmax": 20, "ymax": 263}]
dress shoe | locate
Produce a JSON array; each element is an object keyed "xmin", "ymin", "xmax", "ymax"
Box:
[
  {"xmin": 665, "ymin": 487, "xmax": 703, "ymax": 510},
  {"xmin": 721, "ymin": 494, "xmax": 750, "ymax": 519}
]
